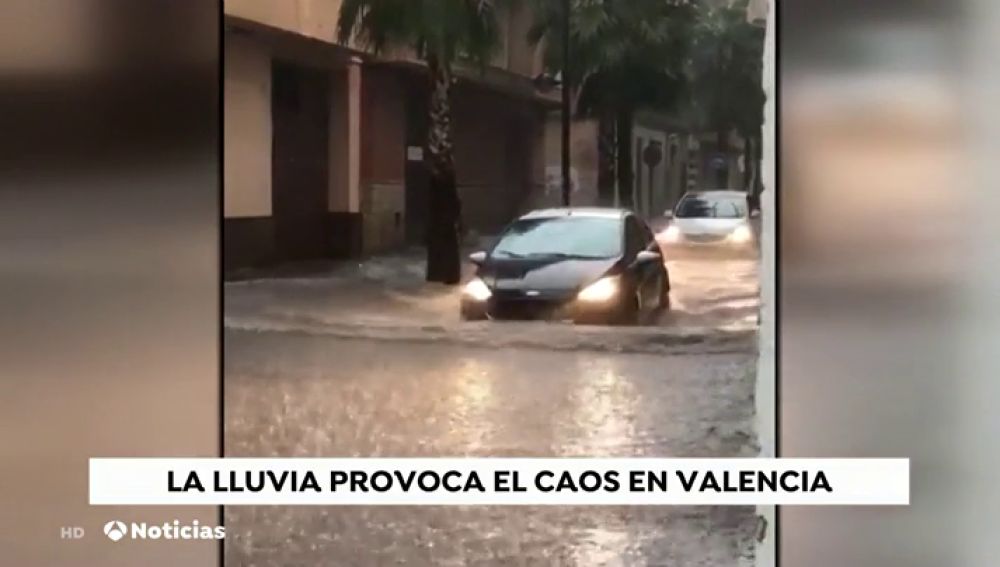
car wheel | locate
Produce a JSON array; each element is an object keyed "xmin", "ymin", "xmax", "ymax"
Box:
[
  {"xmin": 460, "ymin": 303, "xmax": 488, "ymax": 321},
  {"xmin": 659, "ymin": 277, "xmax": 671, "ymax": 312}
]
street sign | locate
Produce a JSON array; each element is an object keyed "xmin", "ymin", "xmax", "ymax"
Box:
[{"xmin": 643, "ymin": 142, "xmax": 663, "ymax": 168}]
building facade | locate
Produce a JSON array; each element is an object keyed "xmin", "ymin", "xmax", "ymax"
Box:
[
  {"xmin": 556, "ymin": 110, "xmax": 742, "ymax": 220},
  {"xmin": 223, "ymin": 0, "xmax": 558, "ymax": 271}
]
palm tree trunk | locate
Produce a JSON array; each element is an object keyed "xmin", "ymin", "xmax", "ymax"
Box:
[
  {"xmin": 742, "ymin": 135, "xmax": 754, "ymax": 190},
  {"xmin": 425, "ymin": 55, "xmax": 462, "ymax": 285},
  {"xmin": 597, "ymin": 111, "xmax": 616, "ymax": 206},
  {"xmin": 615, "ymin": 108, "xmax": 634, "ymax": 209},
  {"xmin": 716, "ymin": 128, "xmax": 729, "ymax": 187},
  {"xmin": 750, "ymin": 133, "xmax": 763, "ymax": 211}
]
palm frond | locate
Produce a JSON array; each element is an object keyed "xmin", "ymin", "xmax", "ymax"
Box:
[
  {"xmin": 529, "ymin": 0, "xmax": 693, "ymax": 114},
  {"xmin": 337, "ymin": 0, "xmax": 510, "ymax": 68}
]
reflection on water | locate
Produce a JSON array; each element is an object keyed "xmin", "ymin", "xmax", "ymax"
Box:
[
  {"xmin": 561, "ymin": 359, "xmax": 638, "ymax": 457},
  {"xmin": 225, "ymin": 334, "xmax": 758, "ymax": 564},
  {"xmin": 571, "ymin": 526, "xmax": 632, "ymax": 567},
  {"xmin": 560, "ymin": 361, "xmax": 641, "ymax": 564},
  {"xmin": 446, "ymin": 357, "xmax": 496, "ymax": 453}
]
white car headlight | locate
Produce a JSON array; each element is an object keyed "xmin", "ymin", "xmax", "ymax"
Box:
[
  {"xmin": 577, "ymin": 276, "xmax": 620, "ymax": 303},
  {"xmin": 462, "ymin": 278, "xmax": 492, "ymax": 302},
  {"xmin": 660, "ymin": 225, "xmax": 681, "ymax": 242},
  {"xmin": 729, "ymin": 225, "xmax": 753, "ymax": 244}
]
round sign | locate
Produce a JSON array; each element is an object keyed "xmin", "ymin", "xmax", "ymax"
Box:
[{"xmin": 643, "ymin": 142, "xmax": 663, "ymax": 168}]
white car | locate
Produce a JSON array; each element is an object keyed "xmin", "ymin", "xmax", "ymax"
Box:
[{"xmin": 658, "ymin": 190, "xmax": 758, "ymax": 248}]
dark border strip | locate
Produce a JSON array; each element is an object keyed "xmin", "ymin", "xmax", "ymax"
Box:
[
  {"xmin": 218, "ymin": 1, "xmax": 226, "ymax": 565},
  {"xmin": 774, "ymin": 0, "xmax": 783, "ymax": 564}
]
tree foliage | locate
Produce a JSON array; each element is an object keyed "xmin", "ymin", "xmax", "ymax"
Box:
[
  {"xmin": 528, "ymin": 0, "xmax": 691, "ymax": 117},
  {"xmin": 687, "ymin": 0, "xmax": 765, "ymax": 143},
  {"xmin": 686, "ymin": 0, "xmax": 765, "ymax": 194},
  {"xmin": 528, "ymin": 0, "xmax": 766, "ymax": 201},
  {"xmin": 338, "ymin": 0, "xmax": 507, "ymax": 67},
  {"xmin": 528, "ymin": 0, "xmax": 693, "ymax": 206}
]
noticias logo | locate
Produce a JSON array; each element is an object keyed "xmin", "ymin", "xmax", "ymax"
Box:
[{"xmin": 102, "ymin": 520, "xmax": 225, "ymax": 542}]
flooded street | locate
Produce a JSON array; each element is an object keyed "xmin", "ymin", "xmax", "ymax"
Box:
[
  {"xmin": 224, "ymin": 250, "xmax": 760, "ymax": 565},
  {"xmin": 224, "ymin": 250, "xmax": 760, "ymax": 336},
  {"xmin": 224, "ymin": 330, "xmax": 758, "ymax": 565},
  {"xmin": 666, "ymin": 255, "xmax": 760, "ymax": 331}
]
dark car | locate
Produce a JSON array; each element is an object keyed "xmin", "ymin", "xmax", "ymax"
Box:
[{"xmin": 460, "ymin": 208, "xmax": 670, "ymax": 325}]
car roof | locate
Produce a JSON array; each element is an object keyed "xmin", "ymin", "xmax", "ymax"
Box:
[{"xmin": 519, "ymin": 207, "xmax": 630, "ymax": 220}]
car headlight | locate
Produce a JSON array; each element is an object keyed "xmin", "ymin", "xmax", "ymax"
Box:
[
  {"xmin": 729, "ymin": 225, "xmax": 753, "ymax": 244},
  {"xmin": 577, "ymin": 276, "xmax": 620, "ymax": 303},
  {"xmin": 462, "ymin": 278, "xmax": 492, "ymax": 302},
  {"xmin": 660, "ymin": 225, "xmax": 681, "ymax": 242}
]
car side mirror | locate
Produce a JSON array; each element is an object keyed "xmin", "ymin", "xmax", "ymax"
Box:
[
  {"xmin": 634, "ymin": 250, "xmax": 661, "ymax": 265},
  {"xmin": 663, "ymin": 210, "xmax": 674, "ymax": 219},
  {"xmin": 751, "ymin": 209, "xmax": 761, "ymax": 219},
  {"xmin": 468, "ymin": 251, "xmax": 487, "ymax": 265}
]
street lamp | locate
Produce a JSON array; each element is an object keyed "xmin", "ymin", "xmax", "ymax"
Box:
[
  {"xmin": 560, "ymin": 0, "xmax": 571, "ymax": 207},
  {"xmin": 531, "ymin": 1, "xmax": 572, "ymax": 207}
]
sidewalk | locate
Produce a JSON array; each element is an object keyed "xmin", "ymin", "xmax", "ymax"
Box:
[
  {"xmin": 225, "ymin": 243, "xmax": 479, "ymax": 325},
  {"xmin": 224, "ymin": 245, "xmax": 758, "ymax": 356}
]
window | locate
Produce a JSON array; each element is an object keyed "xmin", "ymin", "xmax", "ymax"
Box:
[
  {"xmin": 493, "ymin": 216, "xmax": 623, "ymax": 259},
  {"xmin": 624, "ymin": 217, "xmax": 646, "ymax": 257},
  {"xmin": 638, "ymin": 220, "xmax": 655, "ymax": 247}
]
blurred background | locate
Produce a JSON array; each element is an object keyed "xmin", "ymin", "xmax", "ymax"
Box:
[
  {"xmin": 780, "ymin": 0, "xmax": 999, "ymax": 565},
  {"xmin": 2, "ymin": 0, "xmax": 999, "ymax": 565},
  {"xmin": 0, "ymin": 1, "xmax": 220, "ymax": 565}
]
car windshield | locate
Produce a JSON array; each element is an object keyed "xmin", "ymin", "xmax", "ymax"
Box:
[
  {"xmin": 492, "ymin": 216, "xmax": 622, "ymax": 259},
  {"xmin": 675, "ymin": 195, "xmax": 747, "ymax": 219}
]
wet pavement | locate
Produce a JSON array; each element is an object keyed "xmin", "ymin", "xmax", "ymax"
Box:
[
  {"xmin": 225, "ymin": 337, "xmax": 758, "ymax": 565},
  {"xmin": 224, "ymin": 251, "xmax": 760, "ymax": 565},
  {"xmin": 665, "ymin": 255, "xmax": 759, "ymax": 331}
]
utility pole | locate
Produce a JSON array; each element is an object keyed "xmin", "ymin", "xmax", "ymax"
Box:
[{"xmin": 561, "ymin": 0, "xmax": 572, "ymax": 207}]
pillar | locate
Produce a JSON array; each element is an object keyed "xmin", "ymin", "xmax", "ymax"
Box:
[{"xmin": 327, "ymin": 56, "xmax": 364, "ymax": 258}]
